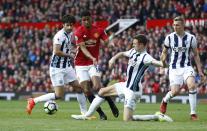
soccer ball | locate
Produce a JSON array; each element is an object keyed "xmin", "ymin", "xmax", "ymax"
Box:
[{"xmin": 44, "ymin": 100, "xmax": 58, "ymax": 115}]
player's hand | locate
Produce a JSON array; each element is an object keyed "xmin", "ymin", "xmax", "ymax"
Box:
[
  {"xmin": 92, "ymin": 57, "xmax": 98, "ymax": 66},
  {"xmin": 199, "ymin": 72, "xmax": 206, "ymax": 84},
  {"xmin": 108, "ymin": 58, "xmax": 115, "ymax": 69},
  {"xmin": 162, "ymin": 61, "xmax": 169, "ymax": 68}
]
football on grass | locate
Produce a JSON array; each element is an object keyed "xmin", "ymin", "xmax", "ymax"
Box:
[{"xmin": 44, "ymin": 100, "xmax": 58, "ymax": 115}]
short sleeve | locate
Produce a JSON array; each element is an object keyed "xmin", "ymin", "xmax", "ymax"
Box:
[
  {"xmin": 143, "ymin": 54, "xmax": 155, "ymax": 65},
  {"xmin": 123, "ymin": 49, "xmax": 134, "ymax": 57},
  {"xmin": 164, "ymin": 35, "xmax": 170, "ymax": 48},
  {"xmin": 191, "ymin": 35, "xmax": 197, "ymax": 48},
  {"xmin": 53, "ymin": 34, "xmax": 65, "ymax": 45}
]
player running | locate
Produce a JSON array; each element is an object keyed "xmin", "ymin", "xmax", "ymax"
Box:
[{"xmin": 26, "ymin": 15, "xmax": 87, "ymax": 115}]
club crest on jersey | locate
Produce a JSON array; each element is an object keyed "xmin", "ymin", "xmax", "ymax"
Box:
[
  {"xmin": 128, "ymin": 59, "xmax": 137, "ymax": 67},
  {"xmin": 94, "ymin": 33, "xmax": 99, "ymax": 38}
]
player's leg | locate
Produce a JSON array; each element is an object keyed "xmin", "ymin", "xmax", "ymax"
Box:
[
  {"xmin": 26, "ymin": 69, "xmax": 63, "ymax": 115},
  {"xmin": 133, "ymin": 114, "xmax": 158, "ymax": 121},
  {"xmin": 91, "ymin": 75, "xmax": 119, "ymax": 118},
  {"xmin": 133, "ymin": 112, "xmax": 174, "ymax": 122},
  {"xmin": 160, "ymin": 69, "xmax": 182, "ymax": 114},
  {"xmin": 66, "ymin": 67, "xmax": 88, "ymax": 115},
  {"xmin": 123, "ymin": 107, "xmax": 133, "ymax": 121},
  {"xmin": 76, "ymin": 66, "xmax": 107, "ymax": 120},
  {"xmin": 71, "ymin": 84, "xmax": 118, "ymax": 120},
  {"xmin": 184, "ymin": 67, "xmax": 198, "ymax": 120},
  {"xmin": 123, "ymin": 88, "xmax": 136, "ymax": 121},
  {"xmin": 79, "ymin": 80, "xmax": 107, "ymax": 120},
  {"xmin": 186, "ymin": 77, "xmax": 198, "ymax": 120},
  {"xmin": 160, "ymin": 85, "xmax": 180, "ymax": 113},
  {"xmin": 69, "ymin": 80, "xmax": 88, "ymax": 115},
  {"xmin": 85, "ymin": 85, "xmax": 118, "ymax": 117}
]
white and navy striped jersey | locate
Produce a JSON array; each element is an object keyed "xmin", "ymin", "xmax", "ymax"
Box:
[
  {"xmin": 124, "ymin": 49, "xmax": 155, "ymax": 92},
  {"xmin": 164, "ymin": 32, "xmax": 197, "ymax": 69},
  {"xmin": 50, "ymin": 28, "xmax": 75, "ymax": 68}
]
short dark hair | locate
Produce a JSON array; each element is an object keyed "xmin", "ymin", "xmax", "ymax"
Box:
[
  {"xmin": 134, "ymin": 34, "xmax": 148, "ymax": 46},
  {"xmin": 62, "ymin": 15, "xmax": 76, "ymax": 24},
  {"xmin": 80, "ymin": 10, "xmax": 91, "ymax": 17}
]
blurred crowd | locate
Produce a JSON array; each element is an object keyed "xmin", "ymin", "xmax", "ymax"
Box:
[
  {"xmin": 1, "ymin": 0, "xmax": 207, "ymax": 24},
  {"xmin": 0, "ymin": 0, "xmax": 206, "ymax": 94}
]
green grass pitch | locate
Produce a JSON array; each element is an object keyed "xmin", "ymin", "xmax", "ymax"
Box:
[{"xmin": 0, "ymin": 100, "xmax": 206, "ymax": 131}]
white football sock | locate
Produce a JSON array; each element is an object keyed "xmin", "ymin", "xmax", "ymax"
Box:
[
  {"xmin": 76, "ymin": 93, "xmax": 87, "ymax": 114},
  {"xmin": 85, "ymin": 95, "xmax": 105, "ymax": 117},
  {"xmin": 33, "ymin": 93, "xmax": 56, "ymax": 104},
  {"xmin": 189, "ymin": 89, "xmax": 197, "ymax": 114},
  {"xmin": 133, "ymin": 115, "xmax": 158, "ymax": 121},
  {"xmin": 163, "ymin": 91, "xmax": 173, "ymax": 103}
]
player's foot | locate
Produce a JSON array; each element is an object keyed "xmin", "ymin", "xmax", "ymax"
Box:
[
  {"xmin": 26, "ymin": 98, "xmax": 35, "ymax": 115},
  {"xmin": 160, "ymin": 100, "xmax": 167, "ymax": 114},
  {"xmin": 71, "ymin": 115, "xmax": 88, "ymax": 120},
  {"xmin": 99, "ymin": 112, "xmax": 107, "ymax": 120},
  {"xmin": 81, "ymin": 112, "xmax": 97, "ymax": 120},
  {"xmin": 155, "ymin": 111, "xmax": 173, "ymax": 122},
  {"xmin": 190, "ymin": 114, "xmax": 198, "ymax": 121}
]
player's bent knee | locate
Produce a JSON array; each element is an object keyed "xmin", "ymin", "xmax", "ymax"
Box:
[
  {"xmin": 93, "ymin": 85, "xmax": 101, "ymax": 92},
  {"xmin": 188, "ymin": 84, "xmax": 196, "ymax": 90},
  {"xmin": 73, "ymin": 86, "xmax": 83, "ymax": 93},
  {"xmin": 171, "ymin": 88, "xmax": 180, "ymax": 96}
]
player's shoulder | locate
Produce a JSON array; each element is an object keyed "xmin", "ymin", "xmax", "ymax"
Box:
[
  {"xmin": 92, "ymin": 24, "xmax": 104, "ymax": 32},
  {"xmin": 74, "ymin": 26, "xmax": 85, "ymax": 35},
  {"xmin": 185, "ymin": 31, "xmax": 195, "ymax": 38},
  {"xmin": 143, "ymin": 51, "xmax": 153, "ymax": 60},
  {"xmin": 54, "ymin": 29, "xmax": 65, "ymax": 38},
  {"xmin": 127, "ymin": 48, "xmax": 136, "ymax": 54},
  {"xmin": 167, "ymin": 32, "xmax": 176, "ymax": 37}
]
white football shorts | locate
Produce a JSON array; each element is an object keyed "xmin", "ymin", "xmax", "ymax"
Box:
[
  {"xmin": 169, "ymin": 66, "xmax": 195, "ymax": 87},
  {"xmin": 75, "ymin": 65, "xmax": 101, "ymax": 82},
  {"xmin": 49, "ymin": 66, "xmax": 77, "ymax": 87},
  {"xmin": 114, "ymin": 82, "xmax": 142, "ymax": 110}
]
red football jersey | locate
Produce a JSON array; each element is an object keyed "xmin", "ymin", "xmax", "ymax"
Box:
[{"xmin": 74, "ymin": 25, "xmax": 108, "ymax": 66}]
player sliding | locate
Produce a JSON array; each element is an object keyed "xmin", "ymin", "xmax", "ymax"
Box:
[{"xmin": 71, "ymin": 34, "xmax": 172, "ymax": 122}]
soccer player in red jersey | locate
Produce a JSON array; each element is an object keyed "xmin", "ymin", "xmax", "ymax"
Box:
[{"xmin": 74, "ymin": 10, "xmax": 119, "ymax": 120}]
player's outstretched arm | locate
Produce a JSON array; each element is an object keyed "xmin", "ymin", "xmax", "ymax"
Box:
[
  {"xmin": 192, "ymin": 47, "xmax": 206, "ymax": 84},
  {"xmin": 151, "ymin": 60, "xmax": 168, "ymax": 68},
  {"xmin": 109, "ymin": 52, "xmax": 124, "ymax": 69}
]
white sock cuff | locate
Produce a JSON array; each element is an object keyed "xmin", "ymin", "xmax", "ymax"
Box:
[{"xmin": 189, "ymin": 89, "xmax": 197, "ymax": 94}]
